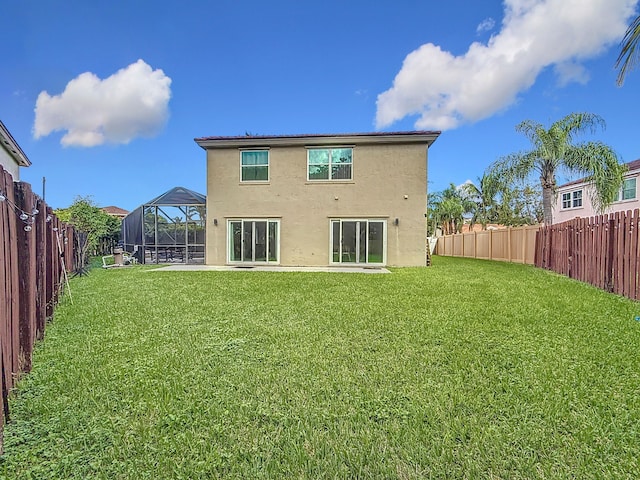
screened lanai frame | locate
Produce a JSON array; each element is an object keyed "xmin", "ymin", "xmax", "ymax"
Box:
[{"xmin": 121, "ymin": 187, "xmax": 206, "ymax": 264}]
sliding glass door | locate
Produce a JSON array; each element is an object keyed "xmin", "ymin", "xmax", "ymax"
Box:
[
  {"xmin": 228, "ymin": 219, "xmax": 279, "ymax": 264},
  {"xmin": 331, "ymin": 219, "xmax": 385, "ymax": 265}
]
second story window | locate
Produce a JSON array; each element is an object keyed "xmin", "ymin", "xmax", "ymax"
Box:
[
  {"xmin": 572, "ymin": 190, "xmax": 582, "ymax": 207},
  {"xmin": 307, "ymin": 148, "xmax": 352, "ymax": 181},
  {"xmin": 241, "ymin": 150, "xmax": 269, "ymax": 182},
  {"xmin": 561, "ymin": 189, "xmax": 582, "ymax": 209},
  {"xmin": 619, "ymin": 177, "xmax": 637, "ymax": 201}
]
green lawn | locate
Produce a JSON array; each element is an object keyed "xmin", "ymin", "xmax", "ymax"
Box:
[{"xmin": 2, "ymin": 257, "xmax": 640, "ymax": 479}]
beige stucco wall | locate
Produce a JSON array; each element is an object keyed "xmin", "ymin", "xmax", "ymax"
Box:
[{"xmin": 205, "ymin": 142, "xmax": 429, "ymax": 267}]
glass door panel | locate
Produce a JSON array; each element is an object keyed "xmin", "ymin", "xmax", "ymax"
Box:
[
  {"xmin": 341, "ymin": 221, "xmax": 357, "ymax": 263},
  {"xmin": 254, "ymin": 221, "xmax": 267, "ymax": 262},
  {"xmin": 242, "ymin": 221, "xmax": 253, "ymax": 262},
  {"xmin": 358, "ymin": 221, "xmax": 367, "ymax": 263},
  {"xmin": 368, "ymin": 221, "xmax": 384, "ymax": 263},
  {"xmin": 268, "ymin": 222, "xmax": 278, "ymax": 262},
  {"xmin": 332, "ymin": 221, "xmax": 340, "ymax": 262},
  {"xmin": 230, "ymin": 221, "xmax": 242, "ymax": 261}
]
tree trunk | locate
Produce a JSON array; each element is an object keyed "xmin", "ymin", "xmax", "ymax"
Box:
[{"xmin": 541, "ymin": 185, "xmax": 554, "ymax": 225}]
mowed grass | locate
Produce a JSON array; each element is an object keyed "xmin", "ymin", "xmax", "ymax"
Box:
[{"xmin": 2, "ymin": 257, "xmax": 640, "ymax": 479}]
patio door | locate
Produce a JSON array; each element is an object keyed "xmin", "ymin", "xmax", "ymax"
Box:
[
  {"xmin": 228, "ymin": 219, "xmax": 279, "ymax": 264},
  {"xmin": 331, "ymin": 219, "xmax": 385, "ymax": 265}
]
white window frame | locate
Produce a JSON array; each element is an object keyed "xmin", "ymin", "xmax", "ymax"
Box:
[
  {"xmin": 329, "ymin": 219, "xmax": 386, "ymax": 266},
  {"xmin": 572, "ymin": 189, "xmax": 582, "ymax": 208},
  {"xmin": 240, "ymin": 149, "xmax": 269, "ymax": 183},
  {"xmin": 227, "ymin": 219, "xmax": 280, "ymax": 264},
  {"xmin": 561, "ymin": 189, "xmax": 583, "ymax": 209},
  {"xmin": 307, "ymin": 147, "xmax": 353, "ymax": 181},
  {"xmin": 617, "ymin": 177, "xmax": 637, "ymax": 201}
]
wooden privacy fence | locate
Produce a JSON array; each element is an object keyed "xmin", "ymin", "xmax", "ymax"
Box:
[
  {"xmin": 435, "ymin": 225, "xmax": 539, "ymax": 264},
  {"xmin": 0, "ymin": 165, "xmax": 75, "ymax": 452},
  {"xmin": 535, "ymin": 210, "xmax": 640, "ymax": 301}
]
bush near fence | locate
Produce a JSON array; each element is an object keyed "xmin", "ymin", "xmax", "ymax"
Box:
[
  {"xmin": 535, "ymin": 209, "xmax": 640, "ymax": 301},
  {"xmin": 0, "ymin": 165, "xmax": 76, "ymax": 453}
]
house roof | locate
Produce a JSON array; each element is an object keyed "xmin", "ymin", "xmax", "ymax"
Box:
[
  {"xmin": 195, "ymin": 130, "xmax": 441, "ymax": 149},
  {"xmin": 143, "ymin": 186, "xmax": 206, "ymax": 206},
  {"xmin": 558, "ymin": 158, "xmax": 640, "ymax": 189},
  {"xmin": 102, "ymin": 206, "xmax": 130, "ymax": 216},
  {"xmin": 0, "ymin": 120, "xmax": 31, "ymax": 167}
]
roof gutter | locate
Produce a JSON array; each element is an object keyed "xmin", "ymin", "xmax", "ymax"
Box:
[
  {"xmin": 194, "ymin": 131, "xmax": 441, "ymax": 150},
  {"xmin": 0, "ymin": 120, "xmax": 31, "ymax": 167}
]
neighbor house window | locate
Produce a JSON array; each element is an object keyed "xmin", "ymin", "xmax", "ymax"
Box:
[
  {"xmin": 561, "ymin": 189, "xmax": 583, "ymax": 209},
  {"xmin": 572, "ymin": 190, "xmax": 582, "ymax": 207},
  {"xmin": 619, "ymin": 178, "xmax": 637, "ymax": 201},
  {"xmin": 307, "ymin": 148, "xmax": 352, "ymax": 181},
  {"xmin": 241, "ymin": 150, "xmax": 269, "ymax": 182}
]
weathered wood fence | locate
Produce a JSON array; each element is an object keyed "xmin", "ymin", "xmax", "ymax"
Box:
[
  {"xmin": 535, "ymin": 210, "xmax": 640, "ymax": 301},
  {"xmin": 0, "ymin": 165, "xmax": 75, "ymax": 452},
  {"xmin": 436, "ymin": 211, "xmax": 640, "ymax": 301},
  {"xmin": 435, "ymin": 225, "xmax": 539, "ymax": 264}
]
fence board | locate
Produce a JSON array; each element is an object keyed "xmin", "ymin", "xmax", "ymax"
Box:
[{"xmin": 536, "ymin": 210, "xmax": 640, "ymax": 301}]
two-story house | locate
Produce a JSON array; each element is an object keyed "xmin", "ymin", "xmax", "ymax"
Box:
[
  {"xmin": 553, "ymin": 158, "xmax": 639, "ymax": 224},
  {"xmin": 195, "ymin": 131, "xmax": 440, "ymax": 267},
  {"xmin": 1, "ymin": 120, "xmax": 31, "ymax": 180}
]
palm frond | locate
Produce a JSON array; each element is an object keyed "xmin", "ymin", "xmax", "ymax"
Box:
[
  {"xmin": 616, "ymin": 15, "xmax": 640, "ymax": 86},
  {"xmin": 563, "ymin": 142, "xmax": 626, "ymax": 212},
  {"xmin": 489, "ymin": 152, "xmax": 540, "ymax": 185},
  {"xmin": 556, "ymin": 113, "xmax": 606, "ymax": 142}
]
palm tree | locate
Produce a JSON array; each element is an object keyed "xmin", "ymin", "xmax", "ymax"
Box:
[
  {"xmin": 428, "ymin": 184, "xmax": 474, "ymax": 235},
  {"xmin": 616, "ymin": 15, "xmax": 640, "ymax": 86},
  {"xmin": 490, "ymin": 113, "xmax": 626, "ymax": 225},
  {"xmin": 461, "ymin": 173, "xmax": 502, "ymax": 230}
]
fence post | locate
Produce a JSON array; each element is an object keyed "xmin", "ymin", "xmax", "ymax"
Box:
[
  {"xmin": 489, "ymin": 229, "xmax": 493, "ymax": 260},
  {"xmin": 14, "ymin": 182, "xmax": 36, "ymax": 374},
  {"xmin": 35, "ymin": 197, "xmax": 47, "ymax": 341}
]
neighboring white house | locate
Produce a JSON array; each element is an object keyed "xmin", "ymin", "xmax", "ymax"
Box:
[
  {"xmin": 0, "ymin": 120, "xmax": 31, "ymax": 180},
  {"xmin": 553, "ymin": 158, "xmax": 639, "ymax": 224}
]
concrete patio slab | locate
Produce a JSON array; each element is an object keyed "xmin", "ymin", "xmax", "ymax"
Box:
[{"xmin": 151, "ymin": 265, "xmax": 391, "ymax": 274}]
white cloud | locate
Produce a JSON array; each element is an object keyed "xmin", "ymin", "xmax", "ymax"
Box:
[
  {"xmin": 554, "ymin": 61, "xmax": 590, "ymax": 86},
  {"xmin": 476, "ymin": 17, "xmax": 496, "ymax": 34},
  {"xmin": 34, "ymin": 59, "xmax": 172, "ymax": 147},
  {"xmin": 376, "ymin": 0, "xmax": 637, "ymax": 131}
]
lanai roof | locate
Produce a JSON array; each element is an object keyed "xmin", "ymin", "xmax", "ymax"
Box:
[{"xmin": 144, "ymin": 186, "xmax": 206, "ymax": 206}]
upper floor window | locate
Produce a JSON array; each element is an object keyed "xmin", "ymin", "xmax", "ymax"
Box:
[
  {"xmin": 618, "ymin": 177, "xmax": 637, "ymax": 201},
  {"xmin": 241, "ymin": 150, "xmax": 269, "ymax": 182},
  {"xmin": 561, "ymin": 189, "xmax": 582, "ymax": 209},
  {"xmin": 307, "ymin": 148, "xmax": 352, "ymax": 181}
]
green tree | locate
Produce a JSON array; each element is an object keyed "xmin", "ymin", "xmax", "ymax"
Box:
[
  {"xmin": 55, "ymin": 196, "xmax": 121, "ymax": 266},
  {"xmin": 494, "ymin": 182, "xmax": 543, "ymax": 226},
  {"xmin": 616, "ymin": 14, "xmax": 640, "ymax": 86},
  {"xmin": 428, "ymin": 184, "xmax": 474, "ymax": 235},
  {"xmin": 460, "ymin": 173, "xmax": 502, "ymax": 230},
  {"xmin": 489, "ymin": 113, "xmax": 625, "ymax": 225}
]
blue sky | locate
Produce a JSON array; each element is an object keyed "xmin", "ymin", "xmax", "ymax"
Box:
[{"xmin": 2, "ymin": 0, "xmax": 639, "ymax": 211}]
